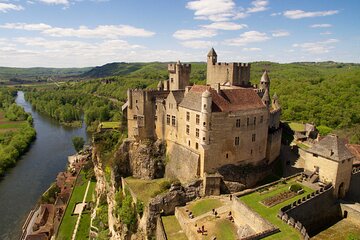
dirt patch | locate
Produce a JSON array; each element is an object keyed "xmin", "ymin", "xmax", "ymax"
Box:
[{"xmin": 261, "ymin": 190, "xmax": 297, "ymax": 207}]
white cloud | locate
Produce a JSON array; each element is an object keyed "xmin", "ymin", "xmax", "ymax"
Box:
[
  {"xmin": 284, "ymin": 10, "xmax": 338, "ymax": 19},
  {"xmin": 270, "ymin": 12, "xmax": 281, "ymax": 17},
  {"xmin": 173, "ymin": 29, "xmax": 217, "ymax": 40},
  {"xmin": 293, "ymin": 39, "xmax": 339, "ymax": 54},
  {"xmin": 186, "ymin": 0, "xmax": 248, "ymax": 21},
  {"xmin": 202, "ymin": 22, "xmax": 247, "ymax": 30},
  {"xmin": 0, "ymin": 23, "xmax": 52, "ymax": 31},
  {"xmin": 181, "ymin": 40, "xmax": 216, "ymax": 49},
  {"xmin": 243, "ymin": 47, "xmax": 261, "ymax": 51},
  {"xmin": 37, "ymin": 0, "xmax": 69, "ymax": 5},
  {"xmin": 224, "ymin": 31, "xmax": 270, "ymax": 46},
  {"xmin": 247, "ymin": 0, "xmax": 268, "ymax": 13},
  {"xmin": 320, "ymin": 31, "xmax": 332, "ymax": 35},
  {"xmin": 310, "ymin": 24, "xmax": 332, "ymax": 28},
  {"xmin": 0, "ymin": 23, "xmax": 155, "ymax": 38},
  {"xmin": 0, "ymin": 3, "xmax": 24, "ymax": 12},
  {"xmin": 272, "ymin": 30, "xmax": 290, "ymax": 37}
]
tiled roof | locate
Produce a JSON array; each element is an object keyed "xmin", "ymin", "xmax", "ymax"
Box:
[
  {"xmin": 171, "ymin": 90, "xmax": 185, "ymax": 104},
  {"xmin": 307, "ymin": 134, "xmax": 354, "ymax": 162},
  {"xmin": 346, "ymin": 144, "xmax": 360, "ymax": 164},
  {"xmin": 179, "ymin": 85, "xmax": 266, "ymax": 112}
]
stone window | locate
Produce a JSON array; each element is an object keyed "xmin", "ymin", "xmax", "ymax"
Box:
[
  {"xmin": 171, "ymin": 78, "xmax": 174, "ymax": 83},
  {"xmin": 188, "ymin": 140, "xmax": 191, "ymax": 146},
  {"xmin": 203, "ymin": 104, "xmax": 207, "ymax": 109},
  {"xmin": 166, "ymin": 114, "xmax": 170, "ymax": 125},
  {"xmin": 203, "ymin": 122, "xmax": 206, "ymax": 127},
  {"xmin": 133, "ymin": 115, "xmax": 137, "ymax": 120},
  {"xmin": 235, "ymin": 137, "xmax": 240, "ymax": 146},
  {"xmin": 186, "ymin": 125, "xmax": 190, "ymax": 135},
  {"xmin": 186, "ymin": 112, "xmax": 190, "ymax": 121},
  {"xmin": 226, "ymin": 153, "xmax": 229, "ymax": 159},
  {"xmin": 196, "ymin": 114, "xmax": 200, "ymax": 125},
  {"xmin": 260, "ymin": 116, "xmax": 263, "ymax": 123},
  {"xmin": 252, "ymin": 134, "xmax": 256, "ymax": 142},
  {"xmin": 155, "ymin": 116, "xmax": 157, "ymax": 121},
  {"xmin": 236, "ymin": 119, "xmax": 241, "ymax": 128},
  {"xmin": 253, "ymin": 117, "xmax": 256, "ymax": 125},
  {"xmin": 247, "ymin": 117, "xmax": 250, "ymax": 126},
  {"xmin": 196, "ymin": 128, "xmax": 199, "ymax": 138},
  {"xmin": 195, "ymin": 142, "xmax": 199, "ymax": 150},
  {"xmin": 172, "ymin": 116, "xmax": 176, "ymax": 126},
  {"xmin": 251, "ymin": 149, "xmax": 253, "ymax": 155}
]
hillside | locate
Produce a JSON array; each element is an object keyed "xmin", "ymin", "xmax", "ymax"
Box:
[{"xmin": 0, "ymin": 67, "xmax": 91, "ymax": 84}]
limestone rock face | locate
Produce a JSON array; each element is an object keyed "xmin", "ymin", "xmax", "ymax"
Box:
[
  {"xmin": 112, "ymin": 139, "xmax": 166, "ymax": 182},
  {"xmin": 221, "ymin": 181, "xmax": 246, "ymax": 193},
  {"xmin": 146, "ymin": 180, "xmax": 202, "ymax": 236},
  {"xmin": 129, "ymin": 139, "xmax": 166, "ymax": 180}
]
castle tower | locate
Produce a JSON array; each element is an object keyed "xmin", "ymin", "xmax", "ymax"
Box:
[
  {"xmin": 168, "ymin": 61, "xmax": 191, "ymax": 91},
  {"xmin": 207, "ymin": 48, "xmax": 217, "ymax": 65},
  {"xmin": 272, "ymin": 93, "xmax": 280, "ymax": 109},
  {"xmin": 259, "ymin": 70, "xmax": 270, "ymax": 92},
  {"xmin": 262, "ymin": 88, "xmax": 270, "ymax": 108},
  {"xmin": 200, "ymin": 90, "xmax": 212, "ymax": 146}
]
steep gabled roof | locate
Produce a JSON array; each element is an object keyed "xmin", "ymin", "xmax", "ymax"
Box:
[
  {"xmin": 307, "ymin": 134, "xmax": 354, "ymax": 162},
  {"xmin": 179, "ymin": 85, "xmax": 266, "ymax": 112}
]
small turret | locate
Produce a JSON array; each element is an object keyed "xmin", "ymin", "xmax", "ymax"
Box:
[
  {"xmin": 262, "ymin": 88, "xmax": 270, "ymax": 108},
  {"xmin": 157, "ymin": 80, "xmax": 164, "ymax": 91},
  {"xmin": 272, "ymin": 93, "xmax": 280, "ymax": 109},
  {"xmin": 259, "ymin": 70, "xmax": 270, "ymax": 91},
  {"xmin": 207, "ymin": 48, "xmax": 217, "ymax": 65}
]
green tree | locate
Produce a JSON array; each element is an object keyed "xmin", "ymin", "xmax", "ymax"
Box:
[{"xmin": 72, "ymin": 136, "xmax": 85, "ymax": 152}]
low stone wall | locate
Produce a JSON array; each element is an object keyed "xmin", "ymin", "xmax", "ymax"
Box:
[
  {"xmin": 232, "ymin": 200, "xmax": 279, "ymax": 239},
  {"xmin": 174, "ymin": 207, "xmax": 198, "ymax": 240},
  {"xmin": 156, "ymin": 216, "xmax": 167, "ymax": 240},
  {"xmin": 234, "ymin": 173, "xmax": 302, "ymax": 198},
  {"xmin": 278, "ymin": 184, "xmax": 341, "ymax": 237},
  {"xmin": 340, "ymin": 203, "xmax": 360, "ymax": 225}
]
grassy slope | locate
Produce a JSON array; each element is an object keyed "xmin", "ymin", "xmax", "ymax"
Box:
[{"xmin": 162, "ymin": 215, "xmax": 188, "ymax": 240}]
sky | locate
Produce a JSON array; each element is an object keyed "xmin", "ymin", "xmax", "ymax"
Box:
[{"xmin": 0, "ymin": 0, "xmax": 359, "ymax": 67}]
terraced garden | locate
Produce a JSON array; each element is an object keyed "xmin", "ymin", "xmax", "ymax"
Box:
[{"xmin": 240, "ymin": 179, "xmax": 314, "ymax": 240}]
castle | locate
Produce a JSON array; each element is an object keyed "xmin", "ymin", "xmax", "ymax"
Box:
[{"xmin": 123, "ymin": 48, "xmax": 282, "ymax": 190}]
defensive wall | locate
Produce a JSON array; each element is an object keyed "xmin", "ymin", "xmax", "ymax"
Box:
[{"xmin": 278, "ymin": 184, "xmax": 342, "ymax": 238}]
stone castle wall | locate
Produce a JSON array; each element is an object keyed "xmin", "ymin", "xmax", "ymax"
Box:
[
  {"xmin": 266, "ymin": 128, "xmax": 282, "ymax": 164},
  {"xmin": 207, "ymin": 62, "xmax": 251, "ymax": 86}
]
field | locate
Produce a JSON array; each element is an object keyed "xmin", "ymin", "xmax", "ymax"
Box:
[
  {"xmin": 189, "ymin": 198, "xmax": 223, "ymax": 217},
  {"xmin": 57, "ymin": 171, "xmax": 96, "ymax": 240},
  {"xmin": 124, "ymin": 177, "xmax": 170, "ymax": 204},
  {"xmin": 0, "ymin": 111, "xmax": 26, "ymax": 132},
  {"xmin": 240, "ymin": 179, "xmax": 314, "ymax": 240}
]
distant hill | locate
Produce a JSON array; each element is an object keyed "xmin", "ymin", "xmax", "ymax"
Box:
[{"xmin": 0, "ymin": 67, "xmax": 91, "ymax": 84}]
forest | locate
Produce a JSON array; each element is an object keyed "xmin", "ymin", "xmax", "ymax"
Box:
[{"xmin": 0, "ymin": 88, "xmax": 36, "ymax": 176}]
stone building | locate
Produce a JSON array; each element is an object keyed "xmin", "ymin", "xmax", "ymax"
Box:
[
  {"xmin": 123, "ymin": 48, "xmax": 282, "ymax": 191},
  {"xmin": 303, "ymin": 134, "xmax": 354, "ymax": 198}
]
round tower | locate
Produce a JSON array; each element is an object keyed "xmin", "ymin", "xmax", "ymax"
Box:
[{"xmin": 200, "ymin": 90, "xmax": 212, "ymax": 146}]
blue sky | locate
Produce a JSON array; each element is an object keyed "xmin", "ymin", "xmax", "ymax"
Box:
[{"xmin": 0, "ymin": 0, "xmax": 359, "ymax": 67}]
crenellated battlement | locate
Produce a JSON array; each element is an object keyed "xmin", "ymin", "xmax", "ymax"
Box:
[{"xmin": 168, "ymin": 63, "xmax": 191, "ymax": 73}]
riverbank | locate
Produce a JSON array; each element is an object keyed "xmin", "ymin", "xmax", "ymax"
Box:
[
  {"xmin": 21, "ymin": 148, "xmax": 93, "ymax": 240},
  {"xmin": 0, "ymin": 91, "xmax": 89, "ymax": 240},
  {"xmin": 0, "ymin": 89, "xmax": 36, "ymax": 177}
]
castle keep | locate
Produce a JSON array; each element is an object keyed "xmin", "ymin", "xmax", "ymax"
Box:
[{"xmin": 123, "ymin": 48, "xmax": 282, "ymax": 187}]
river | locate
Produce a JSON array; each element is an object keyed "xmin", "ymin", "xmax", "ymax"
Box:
[{"xmin": 0, "ymin": 91, "xmax": 89, "ymax": 240}]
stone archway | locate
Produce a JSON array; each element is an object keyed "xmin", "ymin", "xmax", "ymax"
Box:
[{"xmin": 338, "ymin": 182, "xmax": 345, "ymax": 199}]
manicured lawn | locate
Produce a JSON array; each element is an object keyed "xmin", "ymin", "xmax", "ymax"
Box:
[
  {"xmin": 162, "ymin": 215, "xmax": 188, "ymax": 240},
  {"xmin": 240, "ymin": 179, "xmax": 314, "ymax": 240},
  {"xmin": 125, "ymin": 177, "xmax": 170, "ymax": 204},
  {"xmin": 189, "ymin": 198, "xmax": 223, "ymax": 217},
  {"xmin": 214, "ymin": 219, "xmax": 237, "ymax": 240},
  {"xmin": 289, "ymin": 122, "xmax": 305, "ymax": 132},
  {"xmin": 57, "ymin": 172, "xmax": 95, "ymax": 240}
]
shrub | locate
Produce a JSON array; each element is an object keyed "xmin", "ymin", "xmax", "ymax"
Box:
[
  {"xmin": 72, "ymin": 136, "xmax": 85, "ymax": 152},
  {"xmin": 289, "ymin": 184, "xmax": 302, "ymax": 192}
]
